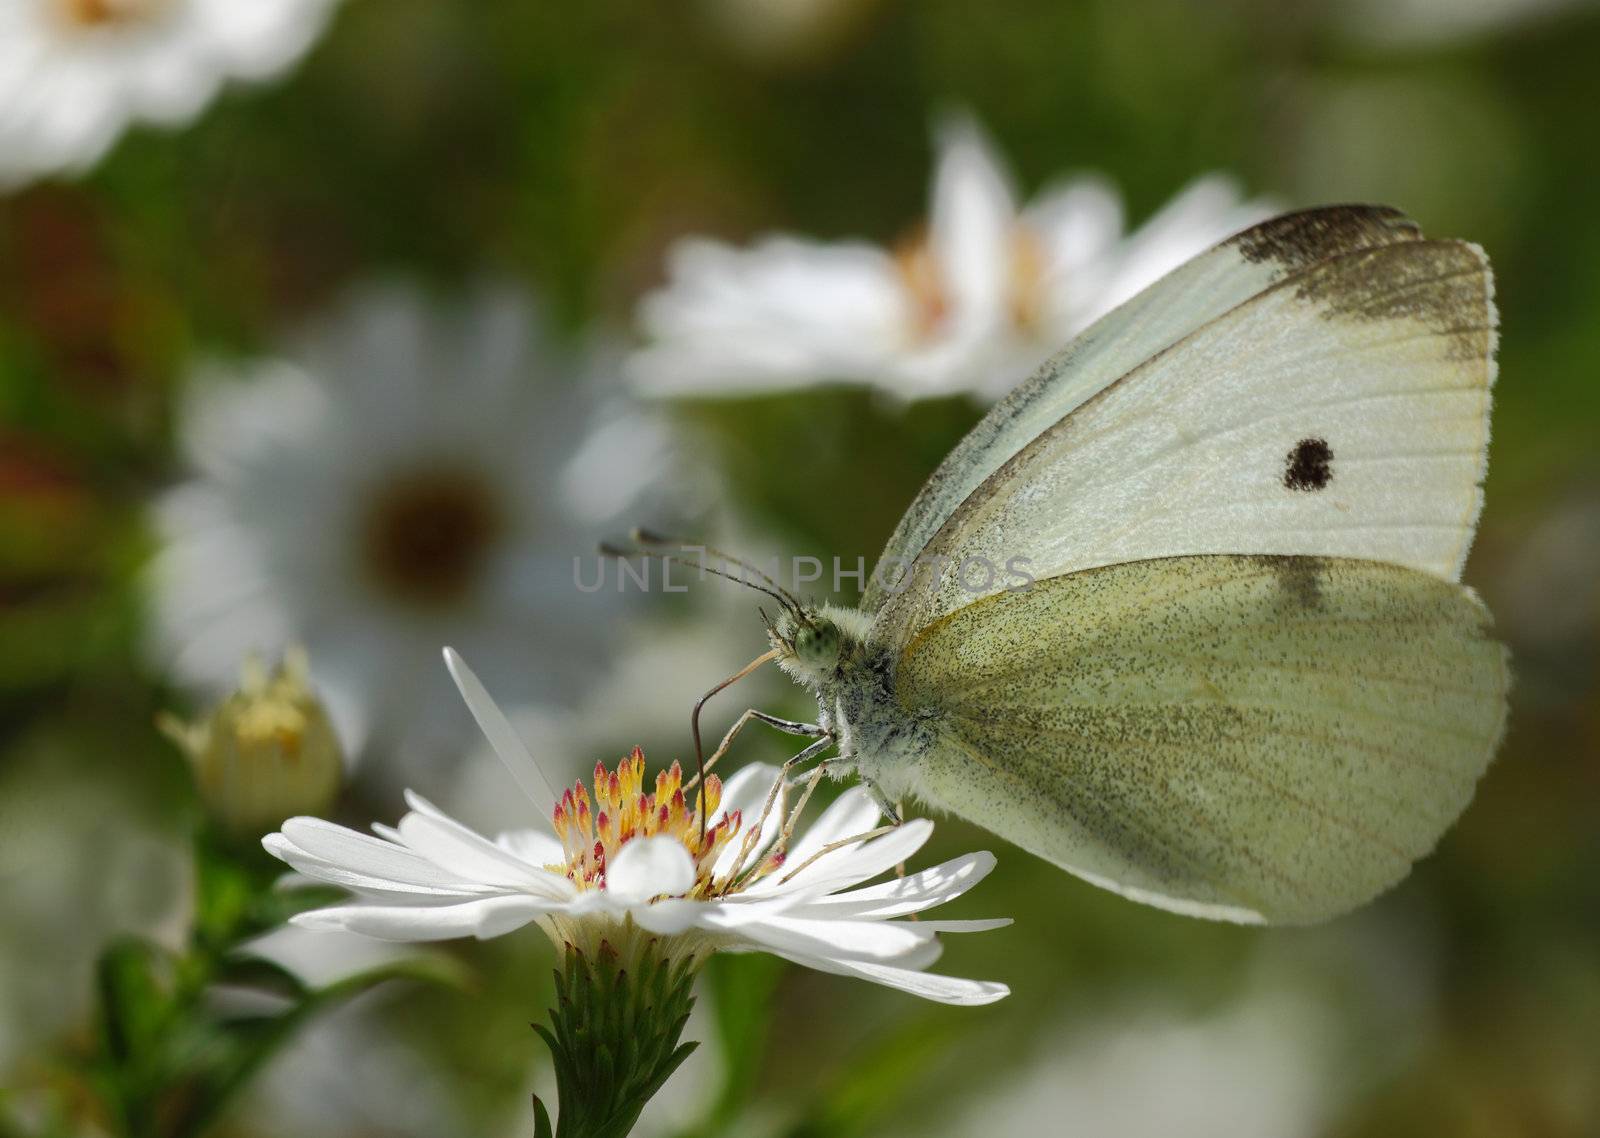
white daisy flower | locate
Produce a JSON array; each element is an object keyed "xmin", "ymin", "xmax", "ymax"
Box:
[
  {"xmin": 263, "ymin": 651, "xmax": 1010, "ymax": 1006},
  {"xmin": 627, "ymin": 114, "xmax": 1276, "ymax": 402},
  {"xmin": 0, "ymin": 0, "xmax": 340, "ymax": 189},
  {"xmin": 149, "ymin": 284, "xmax": 680, "ymax": 780}
]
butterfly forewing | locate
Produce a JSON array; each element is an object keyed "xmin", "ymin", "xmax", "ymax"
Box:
[
  {"xmin": 893, "ymin": 555, "xmax": 1508, "ymax": 924},
  {"xmin": 871, "ymin": 234, "xmax": 1494, "ymax": 652},
  {"xmin": 862, "ymin": 204, "xmax": 1434, "ymax": 615}
]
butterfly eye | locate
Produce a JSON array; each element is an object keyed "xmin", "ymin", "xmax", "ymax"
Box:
[{"xmin": 793, "ymin": 620, "xmax": 841, "ymax": 668}]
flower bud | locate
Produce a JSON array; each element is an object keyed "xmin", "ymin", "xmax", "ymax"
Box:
[{"xmin": 161, "ymin": 649, "xmax": 343, "ymax": 838}]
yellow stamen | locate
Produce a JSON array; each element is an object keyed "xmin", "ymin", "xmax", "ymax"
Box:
[{"xmin": 553, "ymin": 750, "xmax": 777, "ymax": 898}]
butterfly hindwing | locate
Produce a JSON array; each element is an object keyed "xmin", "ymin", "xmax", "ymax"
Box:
[{"xmin": 893, "ymin": 555, "xmax": 1508, "ymax": 924}]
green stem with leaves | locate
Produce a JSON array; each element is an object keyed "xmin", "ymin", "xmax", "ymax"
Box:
[
  {"xmin": 81, "ymin": 826, "xmax": 460, "ymax": 1138},
  {"xmin": 532, "ymin": 940, "xmax": 700, "ymax": 1138}
]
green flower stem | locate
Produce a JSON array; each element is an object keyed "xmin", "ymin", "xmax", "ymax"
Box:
[{"xmin": 532, "ymin": 938, "xmax": 701, "ymax": 1138}]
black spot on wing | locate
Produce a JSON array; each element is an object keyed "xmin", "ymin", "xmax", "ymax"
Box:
[{"xmin": 1284, "ymin": 437, "xmax": 1334, "ymax": 492}]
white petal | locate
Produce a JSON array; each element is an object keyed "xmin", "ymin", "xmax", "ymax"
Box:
[
  {"xmin": 626, "ymin": 235, "xmax": 908, "ymax": 397},
  {"xmin": 262, "ymin": 834, "xmax": 485, "ymax": 901},
  {"xmin": 773, "ymin": 952, "xmax": 1009, "ymax": 1006},
  {"xmin": 709, "ymin": 762, "xmax": 782, "ymax": 827},
  {"xmin": 706, "ymin": 911, "xmax": 936, "ymax": 962},
  {"xmin": 907, "ymin": 919, "xmax": 1013, "ymax": 933},
  {"xmin": 237, "ymin": 926, "xmax": 420, "ymax": 990},
  {"xmin": 629, "ymin": 898, "xmax": 708, "ymax": 936},
  {"xmin": 710, "ymin": 762, "xmax": 784, "ymax": 879},
  {"xmin": 781, "ymin": 787, "xmax": 881, "ymax": 867},
  {"xmin": 1067, "ymin": 174, "xmax": 1277, "ymax": 328},
  {"xmin": 928, "ymin": 113, "xmax": 1017, "ymax": 326},
  {"xmin": 714, "ymin": 933, "xmax": 942, "ymax": 972},
  {"xmin": 761, "ymin": 818, "xmax": 934, "ymax": 897},
  {"xmin": 443, "ymin": 648, "xmax": 561, "ymax": 818},
  {"xmin": 496, "ymin": 828, "xmax": 564, "ymax": 866},
  {"xmin": 786, "ymin": 852, "xmax": 997, "ymax": 919},
  {"xmin": 1026, "ymin": 174, "xmax": 1125, "ymax": 277},
  {"xmin": 291, "ymin": 895, "xmax": 548, "ymax": 942},
  {"xmin": 396, "ymin": 797, "xmax": 573, "ymax": 900},
  {"xmin": 606, "ymin": 835, "xmax": 696, "ymax": 903},
  {"xmin": 273, "ymin": 818, "xmax": 473, "ymax": 889}
]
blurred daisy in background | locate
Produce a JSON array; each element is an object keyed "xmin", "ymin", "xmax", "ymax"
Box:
[
  {"xmin": 627, "ymin": 114, "xmax": 1275, "ymax": 403},
  {"xmin": 0, "ymin": 0, "xmax": 341, "ymax": 189},
  {"xmin": 149, "ymin": 284, "xmax": 692, "ymax": 790}
]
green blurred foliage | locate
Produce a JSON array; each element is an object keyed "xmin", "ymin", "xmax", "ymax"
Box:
[{"xmin": 4, "ymin": 0, "xmax": 1599, "ymax": 1135}]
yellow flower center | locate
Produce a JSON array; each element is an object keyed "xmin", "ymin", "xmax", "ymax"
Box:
[{"xmin": 553, "ymin": 750, "xmax": 775, "ymax": 897}]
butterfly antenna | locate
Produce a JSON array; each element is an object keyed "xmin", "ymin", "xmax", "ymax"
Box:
[
  {"xmin": 631, "ymin": 528, "xmax": 804, "ymax": 613},
  {"xmin": 690, "ymin": 648, "xmax": 781, "ymax": 840},
  {"xmin": 602, "ymin": 540, "xmax": 800, "ymax": 615}
]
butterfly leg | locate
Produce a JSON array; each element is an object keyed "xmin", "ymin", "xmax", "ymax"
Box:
[
  {"xmin": 863, "ymin": 779, "xmax": 902, "ymax": 825},
  {"xmin": 689, "ymin": 709, "xmax": 828, "ymax": 788},
  {"xmin": 727, "ymin": 733, "xmax": 836, "ymax": 882},
  {"xmin": 892, "ymin": 799, "xmax": 910, "ymax": 883},
  {"xmin": 853, "ymin": 783, "xmax": 914, "ymax": 886},
  {"xmin": 776, "ymin": 822, "xmax": 904, "ymax": 886}
]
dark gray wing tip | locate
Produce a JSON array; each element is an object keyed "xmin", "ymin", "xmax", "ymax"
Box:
[{"xmin": 1234, "ymin": 204, "xmax": 1423, "ymax": 272}]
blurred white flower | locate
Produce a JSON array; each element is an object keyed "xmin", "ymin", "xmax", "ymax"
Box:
[
  {"xmin": 628, "ymin": 115, "xmax": 1275, "ymax": 402},
  {"xmin": 264, "ymin": 651, "xmax": 1010, "ymax": 1006},
  {"xmin": 149, "ymin": 284, "xmax": 683, "ymax": 783},
  {"xmin": 1339, "ymin": 0, "xmax": 1597, "ymax": 48},
  {"xmin": 0, "ymin": 0, "xmax": 340, "ymax": 189}
]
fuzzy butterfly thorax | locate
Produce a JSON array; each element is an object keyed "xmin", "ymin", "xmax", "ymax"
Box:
[{"xmin": 769, "ymin": 604, "xmax": 941, "ymax": 805}]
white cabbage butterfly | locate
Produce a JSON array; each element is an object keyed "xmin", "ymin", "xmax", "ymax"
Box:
[{"xmin": 661, "ymin": 205, "xmax": 1509, "ymax": 926}]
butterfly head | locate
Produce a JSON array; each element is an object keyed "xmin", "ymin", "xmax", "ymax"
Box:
[
  {"xmin": 766, "ymin": 603, "xmax": 874, "ymax": 687},
  {"xmin": 768, "ymin": 606, "xmax": 837, "ymax": 671}
]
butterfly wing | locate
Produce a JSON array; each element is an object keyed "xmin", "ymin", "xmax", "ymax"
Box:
[
  {"xmin": 861, "ymin": 205, "xmax": 1431, "ymax": 613},
  {"xmin": 863, "ymin": 208, "xmax": 1495, "ymax": 653},
  {"xmin": 893, "ymin": 555, "xmax": 1508, "ymax": 924}
]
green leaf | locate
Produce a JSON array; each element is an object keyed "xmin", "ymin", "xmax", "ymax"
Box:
[
  {"xmin": 95, "ymin": 937, "xmax": 176, "ymax": 1066},
  {"xmin": 533, "ymin": 1094, "xmax": 556, "ymax": 1138}
]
